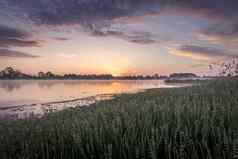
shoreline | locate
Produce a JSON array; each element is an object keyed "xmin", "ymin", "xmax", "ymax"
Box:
[
  {"xmin": 3, "ymin": 85, "xmax": 183, "ymax": 110},
  {"xmin": 0, "ymin": 93, "xmax": 115, "ymax": 119},
  {"xmin": 0, "ymin": 89, "xmax": 150, "ymax": 119},
  {"xmin": 0, "ymin": 81, "xmax": 190, "ymax": 119},
  {"xmin": 0, "ymin": 93, "xmax": 114, "ymax": 111}
]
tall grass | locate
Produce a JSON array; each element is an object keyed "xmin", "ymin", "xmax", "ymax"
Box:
[{"xmin": 0, "ymin": 78, "xmax": 238, "ymax": 159}]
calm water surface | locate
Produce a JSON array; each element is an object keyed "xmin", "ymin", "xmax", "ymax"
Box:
[{"xmin": 0, "ymin": 80, "xmax": 186, "ymax": 118}]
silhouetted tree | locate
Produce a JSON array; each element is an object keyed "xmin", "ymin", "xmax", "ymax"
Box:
[
  {"xmin": 220, "ymin": 59, "xmax": 238, "ymax": 77},
  {"xmin": 210, "ymin": 58, "xmax": 238, "ymax": 77}
]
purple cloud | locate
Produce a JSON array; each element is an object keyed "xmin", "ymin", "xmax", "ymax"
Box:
[
  {"xmin": 1, "ymin": 0, "xmax": 238, "ymax": 45},
  {"xmin": 0, "ymin": 49, "xmax": 40, "ymax": 58},
  {"xmin": 170, "ymin": 45, "xmax": 238, "ymax": 60},
  {"xmin": 0, "ymin": 25, "xmax": 40, "ymax": 48}
]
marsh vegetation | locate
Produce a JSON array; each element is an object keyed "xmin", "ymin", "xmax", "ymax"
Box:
[{"xmin": 0, "ymin": 78, "xmax": 238, "ymax": 159}]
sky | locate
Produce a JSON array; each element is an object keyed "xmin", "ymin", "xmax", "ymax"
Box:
[{"xmin": 0, "ymin": 0, "xmax": 238, "ymax": 76}]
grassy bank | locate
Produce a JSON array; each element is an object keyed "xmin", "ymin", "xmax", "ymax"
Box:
[{"xmin": 0, "ymin": 78, "xmax": 238, "ymax": 159}]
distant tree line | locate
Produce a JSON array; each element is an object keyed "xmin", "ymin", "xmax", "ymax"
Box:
[
  {"xmin": 169, "ymin": 73, "xmax": 198, "ymax": 78},
  {"xmin": 0, "ymin": 67, "xmax": 33, "ymax": 79},
  {"xmin": 0, "ymin": 67, "xmax": 168, "ymax": 80}
]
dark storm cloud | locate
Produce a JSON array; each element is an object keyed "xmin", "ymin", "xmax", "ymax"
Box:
[
  {"xmin": 4, "ymin": 0, "xmax": 237, "ymax": 24},
  {"xmin": 2, "ymin": 0, "xmax": 238, "ymax": 44},
  {"xmin": 3, "ymin": 0, "xmax": 162, "ymax": 25},
  {"xmin": 1, "ymin": 0, "xmax": 163, "ymax": 44},
  {"xmin": 0, "ymin": 49, "xmax": 40, "ymax": 58},
  {"xmin": 0, "ymin": 25, "xmax": 40, "ymax": 48}
]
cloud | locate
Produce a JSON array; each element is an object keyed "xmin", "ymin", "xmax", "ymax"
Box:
[
  {"xmin": 1, "ymin": 0, "xmax": 162, "ymax": 44},
  {"xmin": 197, "ymin": 23, "xmax": 238, "ymax": 47},
  {"xmin": 0, "ymin": 38, "xmax": 40, "ymax": 48},
  {"xmin": 92, "ymin": 30, "xmax": 156, "ymax": 44},
  {"xmin": 0, "ymin": 25, "xmax": 40, "ymax": 48},
  {"xmin": 0, "ymin": 49, "xmax": 40, "ymax": 58},
  {"xmin": 203, "ymin": 23, "xmax": 238, "ymax": 38},
  {"xmin": 4, "ymin": 0, "xmax": 237, "ymax": 24},
  {"xmin": 3, "ymin": 0, "xmax": 162, "ymax": 25},
  {"xmin": 184, "ymin": 1, "xmax": 238, "ymax": 48},
  {"xmin": 0, "ymin": 25, "xmax": 28, "ymax": 39},
  {"xmin": 169, "ymin": 45, "xmax": 238, "ymax": 61},
  {"xmin": 2, "ymin": 0, "xmax": 238, "ymax": 45},
  {"xmin": 53, "ymin": 37, "xmax": 68, "ymax": 41}
]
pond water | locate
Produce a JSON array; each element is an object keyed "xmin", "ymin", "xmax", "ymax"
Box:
[{"xmin": 0, "ymin": 80, "xmax": 187, "ymax": 119}]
